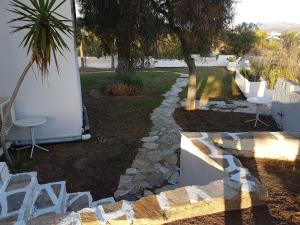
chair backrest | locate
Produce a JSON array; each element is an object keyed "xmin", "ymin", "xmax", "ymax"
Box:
[{"xmin": 0, "ymin": 97, "xmax": 15, "ymax": 135}]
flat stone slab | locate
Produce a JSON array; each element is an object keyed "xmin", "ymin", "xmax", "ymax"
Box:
[
  {"xmin": 66, "ymin": 192, "xmax": 92, "ymax": 212},
  {"xmin": 209, "ymin": 131, "xmax": 300, "ymax": 161},
  {"xmin": 0, "ymin": 172, "xmax": 38, "ymax": 222},
  {"xmin": 141, "ymin": 136, "xmax": 159, "ymax": 143},
  {"xmin": 30, "ymin": 181, "xmax": 66, "ymax": 219}
]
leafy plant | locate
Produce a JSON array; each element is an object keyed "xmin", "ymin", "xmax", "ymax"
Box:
[
  {"xmin": 114, "ymin": 75, "xmax": 144, "ymax": 90},
  {"xmin": 104, "ymin": 75, "xmax": 144, "ymax": 96},
  {"xmin": 1, "ymin": 0, "xmax": 72, "ymax": 164},
  {"xmin": 10, "ymin": 151, "xmax": 32, "ymax": 173},
  {"xmin": 240, "ymin": 67, "xmax": 260, "ymax": 82},
  {"xmin": 227, "ymin": 56, "xmax": 237, "ymax": 62}
]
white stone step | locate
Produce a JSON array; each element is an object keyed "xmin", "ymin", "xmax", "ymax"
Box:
[
  {"xmin": 29, "ymin": 181, "xmax": 67, "ymax": 220},
  {"xmin": 0, "ymin": 172, "xmax": 38, "ymax": 223},
  {"xmin": 0, "ymin": 162, "xmax": 10, "ymax": 192},
  {"xmin": 66, "ymin": 191, "xmax": 92, "ymax": 212},
  {"xmin": 92, "ymin": 197, "xmax": 115, "ymax": 208}
]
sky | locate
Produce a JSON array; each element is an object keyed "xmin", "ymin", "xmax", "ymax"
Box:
[
  {"xmin": 76, "ymin": 1, "xmax": 300, "ymax": 25},
  {"xmin": 234, "ymin": 0, "xmax": 300, "ymax": 25}
]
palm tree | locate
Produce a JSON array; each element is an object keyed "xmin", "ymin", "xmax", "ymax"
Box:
[{"xmin": 1, "ymin": 0, "xmax": 73, "ymax": 163}]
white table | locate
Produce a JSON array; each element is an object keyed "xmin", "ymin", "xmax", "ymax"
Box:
[
  {"xmin": 246, "ymin": 97, "xmax": 272, "ymax": 128},
  {"xmin": 13, "ymin": 117, "xmax": 50, "ymax": 159}
]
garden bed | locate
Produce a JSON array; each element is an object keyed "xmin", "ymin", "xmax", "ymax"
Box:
[{"xmin": 6, "ymin": 70, "xmax": 178, "ymax": 200}]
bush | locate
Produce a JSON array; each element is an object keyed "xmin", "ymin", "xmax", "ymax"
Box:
[
  {"xmin": 104, "ymin": 75, "xmax": 144, "ymax": 96},
  {"xmin": 227, "ymin": 56, "xmax": 237, "ymax": 62},
  {"xmin": 240, "ymin": 67, "xmax": 260, "ymax": 82},
  {"xmin": 105, "ymin": 83, "xmax": 138, "ymax": 96},
  {"xmin": 114, "ymin": 75, "xmax": 144, "ymax": 90}
]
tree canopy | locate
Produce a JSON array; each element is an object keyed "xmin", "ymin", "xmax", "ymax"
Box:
[
  {"xmin": 78, "ymin": 0, "xmax": 163, "ymax": 75},
  {"xmin": 150, "ymin": 0, "xmax": 235, "ymax": 110},
  {"xmin": 222, "ymin": 23, "xmax": 258, "ymax": 56}
]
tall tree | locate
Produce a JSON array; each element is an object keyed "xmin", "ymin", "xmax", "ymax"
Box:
[
  {"xmin": 78, "ymin": 0, "xmax": 160, "ymax": 75},
  {"xmin": 150, "ymin": 0, "xmax": 234, "ymax": 110}
]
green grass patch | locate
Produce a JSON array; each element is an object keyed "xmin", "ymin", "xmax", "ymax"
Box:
[{"xmin": 167, "ymin": 67, "xmax": 243, "ymax": 101}]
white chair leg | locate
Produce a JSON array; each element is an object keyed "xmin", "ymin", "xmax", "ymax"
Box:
[
  {"xmin": 30, "ymin": 145, "xmax": 34, "ymax": 159},
  {"xmin": 35, "ymin": 145, "xmax": 50, "ymax": 152}
]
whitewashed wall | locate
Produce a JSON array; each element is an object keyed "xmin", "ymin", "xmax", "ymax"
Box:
[
  {"xmin": 0, "ymin": 0, "xmax": 83, "ymax": 144},
  {"xmin": 271, "ymin": 79, "xmax": 300, "ymax": 131},
  {"xmin": 78, "ymin": 55, "xmax": 234, "ymax": 68},
  {"xmin": 235, "ymin": 70, "xmax": 274, "ymax": 102}
]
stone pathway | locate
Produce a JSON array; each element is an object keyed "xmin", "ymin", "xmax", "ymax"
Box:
[
  {"xmin": 114, "ymin": 74, "xmax": 189, "ymax": 200},
  {"xmin": 180, "ymin": 99, "xmax": 271, "ymax": 115}
]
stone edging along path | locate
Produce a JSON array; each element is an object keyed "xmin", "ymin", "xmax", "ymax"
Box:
[{"xmin": 114, "ymin": 73, "xmax": 189, "ymax": 200}]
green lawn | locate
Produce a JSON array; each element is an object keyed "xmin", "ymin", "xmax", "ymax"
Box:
[{"xmin": 162, "ymin": 67, "xmax": 243, "ymax": 101}]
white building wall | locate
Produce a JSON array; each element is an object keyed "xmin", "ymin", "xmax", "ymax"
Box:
[
  {"xmin": 79, "ymin": 55, "xmax": 234, "ymax": 69},
  {"xmin": 0, "ymin": 0, "xmax": 83, "ymax": 144},
  {"xmin": 271, "ymin": 79, "xmax": 300, "ymax": 132}
]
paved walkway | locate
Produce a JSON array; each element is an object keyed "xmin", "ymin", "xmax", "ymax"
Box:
[{"xmin": 114, "ymin": 74, "xmax": 188, "ymax": 200}]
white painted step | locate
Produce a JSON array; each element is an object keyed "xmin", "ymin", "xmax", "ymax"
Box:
[
  {"xmin": 66, "ymin": 191, "xmax": 92, "ymax": 212},
  {"xmin": 29, "ymin": 181, "xmax": 67, "ymax": 219},
  {"xmin": 0, "ymin": 162, "xmax": 10, "ymax": 192},
  {"xmin": 0, "ymin": 172, "xmax": 38, "ymax": 223},
  {"xmin": 92, "ymin": 197, "xmax": 115, "ymax": 208}
]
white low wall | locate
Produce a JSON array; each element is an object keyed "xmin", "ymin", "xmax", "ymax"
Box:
[
  {"xmin": 79, "ymin": 55, "xmax": 234, "ymax": 68},
  {"xmin": 235, "ymin": 70, "xmax": 274, "ymax": 101},
  {"xmin": 271, "ymin": 79, "xmax": 300, "ymax": 131}
]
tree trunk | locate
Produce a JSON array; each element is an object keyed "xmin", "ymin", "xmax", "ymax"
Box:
[
  {"xmin": 111, "ymin": 55, "xmax": 115, "ymax": 69},
  {"xmin": 116, "ymin": 37, "xmax": 132, "ymax": 76},
  {"xmin": 140, "ymin": 57, "xmax": 145, "ymax": 69},
  {"xmin": 185, "ymin": 56, "xmax": 197, "ymax": 110},
  {"xmin": 80, "ymin": 40, "xmax": 85, "ymax": 68},
  {"xmin": 179, "ymin": 33, "xmax": 197, "ymax": 110},
  {"xmin": 1, "ymin": 59, "xmax": 34, "ymax": 164}
]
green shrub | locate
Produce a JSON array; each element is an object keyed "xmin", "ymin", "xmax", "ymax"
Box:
[
  {"xmin": 103, "ymin": 75, "xmax": 144, "ymax": 96},
  {"xmin": 114, "ymin": 75, "xmax": 144, "ymax": 90},
  {"xmin": 227, "ymin": 56, "xmax": 237, "ymax": 62},
  {"xmin": 10, "ymin": 151, "xmax": 32, "ymax": 173},
  {"xmin": 239, "ymin": 68, "xmax": 260, "ymax": 82}
]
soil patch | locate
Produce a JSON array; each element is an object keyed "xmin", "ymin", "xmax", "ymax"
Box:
[
  {"xmin": 174, "ymin": 108, "xmax": 279, "ymax": 132},
  {"xmin": 166, "ymin": 158, "xmax": 300, "ymax": 225}
]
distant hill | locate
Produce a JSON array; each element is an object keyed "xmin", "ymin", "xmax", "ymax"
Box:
[{"xmin": 259, "ymin": 22, "xmax": 300, "ymax": 33}]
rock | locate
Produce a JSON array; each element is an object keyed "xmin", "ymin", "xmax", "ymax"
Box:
[
  {"xmin": 145, "ymin": 172, "xmax": 164, "ymax": 187},
  {"xmin": 118, "ymin": 175, "xmax": 133, "ymax": 189},
  {"xmin": 164, "ymin": 154, "xmax": 178, "ymax": 166},
  {"xmin": 143, "ymin": 190, "xmax": 154, "ymax": 197},
  {"xmin": 143, "ymin": 143, "xmax": 159, "ymax": 150},
  {"xmin": 154, "ymin": 184, "xmax": 178, "ymax": 194},
  {"xmin": 149, "ymin": 131, "xmax": 158, "ymax": 136},
  {"xmin": 126, "ymin": 168, "xmax": 139, "ymax": 176},
  {"xmin": 168, "ymin": 171, "xmax": 180, "ymax": 185},
  {"xmin": 141, "ymin": 136, "xmax": 159, "ymax": 143}
]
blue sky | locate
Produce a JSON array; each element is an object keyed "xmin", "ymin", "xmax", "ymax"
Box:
[{"xmin": 235, "ymin": 0, "xmax": 300, "ymax": 24}]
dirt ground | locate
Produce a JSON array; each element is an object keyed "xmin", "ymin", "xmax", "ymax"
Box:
[
  {"xmin": 167, "ymin": 158, "xmax": 300, "ymax": 225},
  {"xmin": 19, "ymin": 91, "xmax": 151, "ymax": 200},
  {"xmin": 174, "ymin": 108, "xmax": 279, "ymax": 132},
  {"xmin": 171, "ymin": 109, "xmax": 300, "ymax": 225}
]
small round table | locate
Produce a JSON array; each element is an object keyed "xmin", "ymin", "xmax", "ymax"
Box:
[
  {"xmin": 13, "ymin": 117, "xmax": 50, "ymax": 159},
  {"xmin": 245, "ymin": 97, "xmax": 272, "ymax": 128}
]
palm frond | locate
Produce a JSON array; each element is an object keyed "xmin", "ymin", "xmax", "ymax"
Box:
[{"xmin": 8, "ymin": 0, "xmax": 73, "ymax": 77}]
